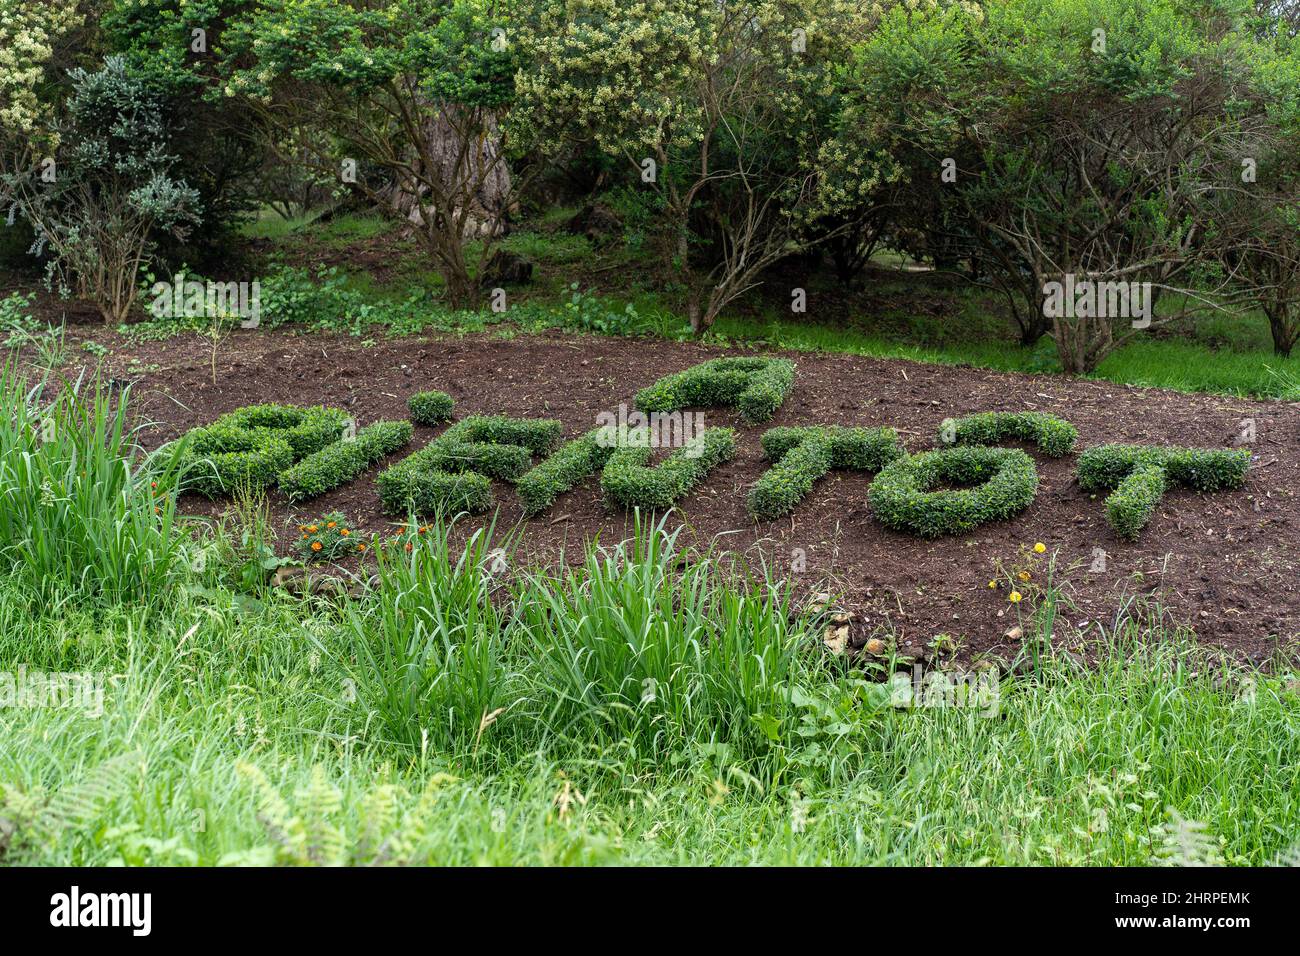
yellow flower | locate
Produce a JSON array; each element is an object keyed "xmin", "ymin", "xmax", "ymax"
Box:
[
  {"xmin": 1033, "ymin": 542, "xmax": 1047, "ymax": 554},
  {"xmin": 1018, "ymin": 570, "xmax": 1031, "ymax": 582},
  {"xmin": 1009, "ymin": 591, "xmax": 1022, "ymax": 604},
  {"xmin": 988, "ymin": 580, "xmax": 997, "ymax": 589}
]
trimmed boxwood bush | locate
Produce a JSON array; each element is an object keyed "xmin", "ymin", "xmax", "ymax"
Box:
[
  {"xmin": 1103, "ymin": 464, "xmax": 1168, "ymax": 540},
  {"xmin": 516, "ymin": 427, "xmax": 620, "ymax": 516},
  {"xmin": 868, "ymin": 446, "xmax": 1039, "ymax": 538},
  {"xmin": 1077, "ymin": 444, "xmax": 1250, "ymax": 539},
  {"xmin": 214, "ymin": 404, "xmax": 349, "ymax": 458},
  {"xmin": 634, "ymin": 357, "xmax": 796, "ymax": 425},
  {"xmin": 376, "ymin": 457, "xmax": 493, "ymax": 516},
  {"xmin": 376, "ymin": 415, "xmax": 563, "ymax": 516},
  {"xmin": 279, "ymin": 420, "xmax": 413, "ymax": 502},
  {"xmin": 749, "ymin": 425, "xmax": 903, "ymax": 520},
  {"xmin": 440, "ymin": 415, "xmax": 563, "ymax": 456},
  {"xmin": 940, "ymin": 411, "xmax": 1078, "ymax": 458},
  {"xmin": 181, "ymin": 427, "xmax": 294, "ymax": 498},
  {"xmin": 421, "ymin": 440, "xmax": 534, "ymax": 481},
  {"xmin": 601, "ymin": 427, "xmax": 737, "ymax": 511},
  {"xmin": 408, "ymin": 390, "xmax": 455, "ymax": 426},
  {"xmin": 180, "ymin": 404, "xmax": 348, "ymax": 498}
]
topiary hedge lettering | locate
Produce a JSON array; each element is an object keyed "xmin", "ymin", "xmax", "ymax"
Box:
[
  {"xmin": 516, "ymin": 426, "xmax": 620, "ymax": 516},
  {"xmin": 1076, "ymin": 444, "xmax": 1250, "ymax": 539},
  {"xmin": 940, "ymin": 411, "xmax": 1078, "ymax": 458},
  {"xmin": 376, "ymin": 415, "xmax": 562, "ymax": 517},
  {"xmin": 180, "ymin": 404, "xmax": 349, "ymax": 498},
  {"xmin": 601, "ymin": 427, "xmax": 737, "ymax": 511},
  {"xmin": 748, "ymin": 425, "xmax": 903, "ymax": 520},
  {"xmin": 174, "ymin": 371, "xmax": 1249, "ymax": 544},
  {"xmin": 634, "ymin": 356, "xmax": 795, "ymax": 425},
  {"xmin": 408, "ymin": 390, "xmax": 455, "ymax": 426},
  {"xmin": 868, "ymin": 446, "xmax": 1039, "ymax": 538},
  {"xmin": 278, "ymin": 420, "xmax": 413, "ymax": 503}
]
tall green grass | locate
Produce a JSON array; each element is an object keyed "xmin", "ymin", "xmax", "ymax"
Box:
[
  {"xmin": 1, "ymin": 551, "xmax": 1295, "ymax": 865},
  {"xmin": 515, "ymin": 515, "xmax": 812, "ymax": 765},
  {"xmin": 0, "ymin": 364, "xmax": 188, "ymax": 605},
  {"xmin": 329, "ymin": 518, "xmax": 513, "ymax": 750}
]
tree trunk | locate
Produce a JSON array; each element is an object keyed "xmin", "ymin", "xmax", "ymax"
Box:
[
  {"xmin": 386, "ymin": 110, "xmax": 513, "ymax": 241},
  {"xmin": 1267, "ymin": 306, "xmax": 1297, "ymax": 358},
  {"xmin": 687, "ymin": 289, "xmax": 704, "ymax": 335}
]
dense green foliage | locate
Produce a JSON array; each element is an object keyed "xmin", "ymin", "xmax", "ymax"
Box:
[
  {"xmin": 1, "ymin": 512, "xmax": 1297, "ymax": 866},
  {"xmin": 278, "ymin": 420, "xmax": 413, "ymax": 502},
  {"xmin": 749, "ymin": 425, "xmax": 903, "ymax": 520},
  {"xmin": 1077, "ymin": 444, "xmax": 1252, "ymax": 538},
  {"xmin": 941, "ymin": 411, "xmax": 1078, "ymax": 458},
  {"xmin": 516, "ymin": 427, "xmax": 619, "ymax": 516},
  {"xmin": 0, "ymin": 364, "xmax": 187, "ymax": 603},
  {"xmin": 408, "ymin": 390, "xmax": 455, "ymax": 426},
  {"xmin": 601, "ymin": 427, "xmax": 737, "ymax": 511},
  {"xmin": 635, "ymin": 357, "xmax": 796, "ymax": 425},
  {"xmin": 868, "ymin": 446, "xmax": 1040, "ymax": 537},
  {"xmin": 376, "ymin": 415, "xmax": 562, "ymax": 516},
  {"xmin": 179, "ymin": 404, "xmax": 349, "ymax": 498}
]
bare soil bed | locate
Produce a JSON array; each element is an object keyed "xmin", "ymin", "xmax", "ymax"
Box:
[{"xmin": 62, "ymin": 321, "xmax": 1300, "ymax": 666}]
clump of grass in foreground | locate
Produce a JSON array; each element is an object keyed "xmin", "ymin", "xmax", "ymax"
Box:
[
  {"xmin": 0, "ymin": 363, "xmax": 189, "ymax": 605},
  {"xmin": 0, "ymin": 512, "xmax": 1296, "ymax": 866}
]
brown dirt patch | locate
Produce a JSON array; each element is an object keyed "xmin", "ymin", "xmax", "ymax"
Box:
[{"xmin": 52, "ymin": 323, "xmax": 1300, "ymax": 667}]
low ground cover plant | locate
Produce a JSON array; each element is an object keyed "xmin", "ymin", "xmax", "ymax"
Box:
[
  {"xmin": 940, "ymin": 412, "xmax": 1078, "ymax": 458},
  {"xmin": 294, "ymin": 512, "xmax": 363, "ymax": 562},
  {"xmin": 279, "ymin": 420, "xmax": 413, "ymax": 502},
  {"xmin": 868, "ymin": 446, "xmax": 1040, "ymax": 538},
  {"xmin": 748, "ymin": 425, "xmax": 904, "ymax": 520},
  {"xmin": 1077, "ymin": 444, "xmax": 1251, "ymax": 539},
  {"xmin": 634, "ymin": 357, "xmax": 796, "ymax": 425},
  {"xmin": 179, "ymin": 404, "xmax": 349, "ymax": 498},
  {"xmin": 601, "ymin": 427, "xmax": 737, "ymax": 511},
  {"xmin": 408, "ymin": 390, "xmax": 455, "ymax": 426}
]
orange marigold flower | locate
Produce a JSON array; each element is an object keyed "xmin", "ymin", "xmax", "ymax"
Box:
[
  {"xmin": 327, "ymin": 521, "xmax": 336, "ymax": 528},
  {"xmin": 308, "ymin": 525, "xmax": 318, "ymax": 533},
  {"xmin": 311, "ymin": 541, "xmax": 322, "ymax": 552},
  {"xmin": 339, "ymin": 528, "xmax": 350, "ymax": 536},
  {"xmin": 357, "ymin": 543, "xmax": 366, "ymax": 552}
]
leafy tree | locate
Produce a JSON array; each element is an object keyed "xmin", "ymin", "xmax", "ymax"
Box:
[
  {"xmin": 8, "ymin": 56, "xmax": 201, "ymax": 324},
  {"xmin": 1220, "ymin": 19, "xmax": 1300, "ymax": 356},
  {"xmin": 835, "ymin": 0, "xmax": 1281, "ymax": 372},
  {"xmin": 806, "ymin": 1, "xmax": 982, "ymax": 288},
  {"xmin": 101, "ymin": 0, "xmax": 268, "ymax": 263},
  {"xmin": 0, "ymin": 1, "xmax": 86, "ymax": 209},
  {"xmin": 516, "ymin": 0, "xmax": 851, "ymax": 334},
  {"xmin": 220, "ymin": 0, "xmax": 518, "ymax": 309}
]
